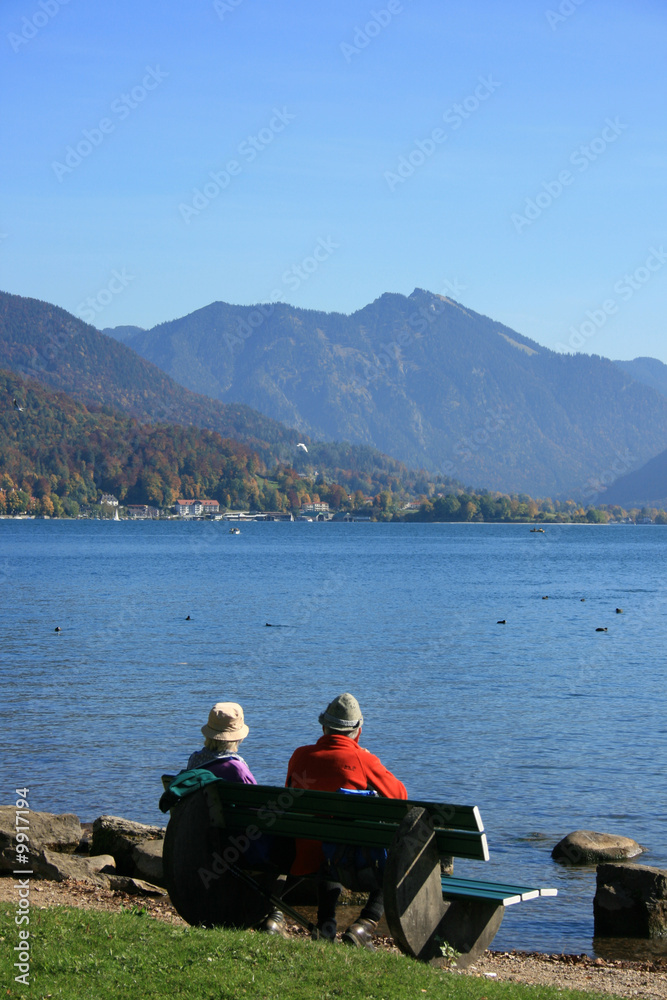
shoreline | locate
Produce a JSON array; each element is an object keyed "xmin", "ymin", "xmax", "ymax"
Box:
[{"xmin": 2, "ymin": 877, "xmax": 665, "ymax": 998}]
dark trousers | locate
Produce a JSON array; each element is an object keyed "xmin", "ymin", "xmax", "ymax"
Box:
[{"xmin": 317, "ymin": 878, "xmax": 384, "ymax": 933}]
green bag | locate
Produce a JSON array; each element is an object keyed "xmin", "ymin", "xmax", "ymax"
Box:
[{"xmin": 158, "ymin": 767, "xmax": 222, "ymax": 812}]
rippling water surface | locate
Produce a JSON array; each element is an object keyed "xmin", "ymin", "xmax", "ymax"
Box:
[{"xmin": 2, "ymin": 519, "xmax": 666, "ymax": 956}]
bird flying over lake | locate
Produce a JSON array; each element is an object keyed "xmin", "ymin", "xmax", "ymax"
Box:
[
  {"xmin": 296, "ymin": 442, "xmax": 308, "ymax": 452},
  {"xmin": 13, "ymin": 398, "xmax": 23, "ymax": 411}
]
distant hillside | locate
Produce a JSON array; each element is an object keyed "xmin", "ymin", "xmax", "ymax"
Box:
[
  {"xmin": 0, "ymin": 369, "xmax": 465, "ymax": 513},
  {"xmin": 600, "ymin": 447, "xmax": 667, "ymax": 508},
  {"xmin": 117, "ymin": 289, "xmax": 667, "ymax": 496},
  {"xmin": 0, "ymin": 291, "xmax": 297, "ymax": 465},
  {"xmin": 101, "ymin": 324, "xmax": 145, "ymax": 343},
  {"xmin": 0, "ymin": 291, "xmax": 436, "ymax": 493},
  {"xmin": 614, "ymin": 357, "xmax": 667, "ymax": 399},
  {"xmin": 0, "ymin": 369, "xmax": 263, "ymax": 511}
]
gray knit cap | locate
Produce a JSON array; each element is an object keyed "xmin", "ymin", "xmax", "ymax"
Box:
[{"xmin": 319, "ymin": 692, "xmax": 363, "ymax": 734}]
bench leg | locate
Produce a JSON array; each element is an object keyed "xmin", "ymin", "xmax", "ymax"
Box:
[
  {"xmin": 162, "ymin": 789, "xmax": 269, "ymax": 928},
  {"xmin": 383, "ymin": 807, "xmax": 503, "ymax": 969}
]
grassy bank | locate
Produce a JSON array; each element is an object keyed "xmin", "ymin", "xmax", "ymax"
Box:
[{"xmin": 0, "ymin": 906, "xmax": 624, "ymax": 1000}]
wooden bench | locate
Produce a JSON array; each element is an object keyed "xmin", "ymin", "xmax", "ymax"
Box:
[{"xmin": 160, "ymin": 770, "xmax": 556, "ymax": 968}]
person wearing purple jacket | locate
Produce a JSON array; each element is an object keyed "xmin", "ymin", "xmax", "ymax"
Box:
[
  {"xmin": 186, "ymin": 701, "xmax": 289, "ymax": 938},
  {"xmin": 187, "ymin": 701, "xmax": 257, "ymax": 783}
]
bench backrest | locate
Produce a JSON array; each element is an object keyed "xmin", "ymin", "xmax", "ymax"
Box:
[{"xmin": 205, "ymin": 781, "xmax": 489, "ymax": 861}]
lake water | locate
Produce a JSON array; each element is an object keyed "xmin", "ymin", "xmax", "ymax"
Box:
[{"xmin": 2, "ymin": 519, "xmax": 666, "ymax": 957}]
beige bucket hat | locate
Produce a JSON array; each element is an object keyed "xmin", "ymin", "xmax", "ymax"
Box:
[
  {"xmin": 318, "ymin": 692, "xmax": 363, "ymax": 734},
  {"xmin": 201, "ymin": 702, "xmax": 249, "ymax": 742}
]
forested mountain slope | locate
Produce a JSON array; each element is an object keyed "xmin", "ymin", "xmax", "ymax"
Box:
[{"xmin": 116, "ymin": 289, "xmax": 667, "ymax": 496}]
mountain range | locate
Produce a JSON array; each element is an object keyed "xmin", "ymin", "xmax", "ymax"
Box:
[
  {"xmin": 4, "ymin": 287, "xmax": 667, "ymax": 501},
  {"xmin": 103, "ymin": 289, "xmax": 667, "ymax": 497},
  {"xmin": 0, "ymin": 291, "xmax": 437, "ymax": 493}
]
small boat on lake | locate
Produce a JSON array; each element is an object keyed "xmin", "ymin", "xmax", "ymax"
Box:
[{"xmin": 229, "ymin": 527, "xmax": 241, "ymax": 534}]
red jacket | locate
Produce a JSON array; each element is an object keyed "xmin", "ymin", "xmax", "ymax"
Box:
[{"xmin": 286, "ymin": 734, "xmax": 407, "ymax": 875}]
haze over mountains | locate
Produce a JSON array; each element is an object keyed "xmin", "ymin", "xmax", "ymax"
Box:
[{"xmin": 105, "ymin": 289, "xmax": 667, "ymax": 497}]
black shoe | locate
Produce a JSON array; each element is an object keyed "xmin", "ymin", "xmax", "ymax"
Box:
[
  {"xmin": 311, "ymin": 920, "xmax": 337, "ymax": 942},
  {"xmin": 342, "ymin": 918, "xmax": 377, "ymax": 950},
  {"xmin": 258, "ymin": 910, "xmax": 290, "ymax": 939}
]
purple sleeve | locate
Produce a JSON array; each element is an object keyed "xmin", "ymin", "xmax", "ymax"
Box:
[{"xmin": 205, "ymin": 757, "xmax": 257, "ymax": 784}]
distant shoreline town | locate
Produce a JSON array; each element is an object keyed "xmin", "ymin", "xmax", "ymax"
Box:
[{"xmin": 1, "ymin": 491, "xmax": 664, "ymax": 524}]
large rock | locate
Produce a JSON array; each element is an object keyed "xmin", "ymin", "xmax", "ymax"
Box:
[
  {"xmin": 552, "ymin": 830, "xmax": 644, "ymax": 865},
  {"xmin": 36, "ymin": 849, "xmax": 115, "ymax": 885},
  {"xmin": 0, "ymin": 806, "xmax": 82, "ymax": 873},
  {"xmin": 594, "ymin": 863, "xmax": 667, "ymax": 938},
  {"xmin": 92, "ymin": 816, "xmax": 164, "ymax": 876},
  {"xmin": 131, "ymin": 838, "xmax": 164, "ymax": 885}
]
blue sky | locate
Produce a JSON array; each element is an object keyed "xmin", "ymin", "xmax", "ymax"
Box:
[{"xmin": 2, "ymin": 0, "xmax": 666, "ymax": 361}]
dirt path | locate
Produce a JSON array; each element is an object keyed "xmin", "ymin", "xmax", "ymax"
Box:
[{"xmin": 2, "ymin": 878, "xmax": 666, "ymax": 998}]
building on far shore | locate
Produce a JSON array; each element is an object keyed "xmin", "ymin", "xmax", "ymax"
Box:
[
  {"xmin": 173, "ymin": 498, "xmax": 220, "ymax": 517},
  {"xmin": 331, "ymin": 511, "xmax": 372, "ymax": 522},
  {"xmin": 126, "ymin": 504, "xmax": 160, "ymax": 519},
  {"xmin": 99, "ymin": 493, "xmax": 119, "ymax": 506},
  {"xmin": 300, "ymin": 501, "xmax": 330, "ymax": 515},
  {"xmin": 199, "ymin": 499, "xmax": 220, "ymax": 515}
]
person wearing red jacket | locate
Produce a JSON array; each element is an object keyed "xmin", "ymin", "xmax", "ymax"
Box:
[{"xmin": 286, "ymin": 692, "xmax": 407, "ymax": 949}]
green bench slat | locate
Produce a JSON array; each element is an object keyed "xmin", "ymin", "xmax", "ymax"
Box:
[
  {"xmin": 218, "ymin": 806, "xmax": 490, "ymax": 861},
  {"xmin": 441, "ymin": 876, "xmax": 548, "ymax": 905},
  {"xmin": 210, "ymin": 783, "xmax": 483, "ymax": 832}
]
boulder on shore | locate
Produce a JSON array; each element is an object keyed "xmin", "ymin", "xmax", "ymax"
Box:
[
  {"xmin": 0, "ymin": 806, "xmax": 82, "ymax": 873},
  {"xmin": 131, "ymin": 838, "xmax": 165, "ymax": 886},
  {"xmin": 92, "ymin": 815, "xmax": 165, "ymax": 876},
  {"xmin": 35, "ymin": 849, "xmax": 116, "ymax": 885},
  {"xmin": 594, "ymin": 863, "xmax": 667, "ymax": 938},
  {"xmin": 552, "ymin": 830, "xmax": 644, "ymax": 865}
]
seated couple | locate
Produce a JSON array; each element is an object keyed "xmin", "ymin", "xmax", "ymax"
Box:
[{"xmin": 186, "ymin": 693, "xmax": 407, "ymax": 949}]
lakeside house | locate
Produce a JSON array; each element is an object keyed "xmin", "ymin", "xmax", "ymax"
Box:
[
  {"xmin": 173, "ymin": 498, "xmax": 220, "ymax": 517},
  {"xmin": 99, "ymin": 493, "xmax": 119, "ymax": 506},
  {"xmin": 300, "ymin": 501, "xmax": 330, "ymax": 514}
]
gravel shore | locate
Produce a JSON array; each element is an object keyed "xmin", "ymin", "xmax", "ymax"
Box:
[{"xmin": 2, "ymin": 878, "xmax": 666, "ymax": 998}]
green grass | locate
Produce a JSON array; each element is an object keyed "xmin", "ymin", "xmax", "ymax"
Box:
[{"xmin": 0, "ymin": 906, "xmax": 624, "ymax": 1000}]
